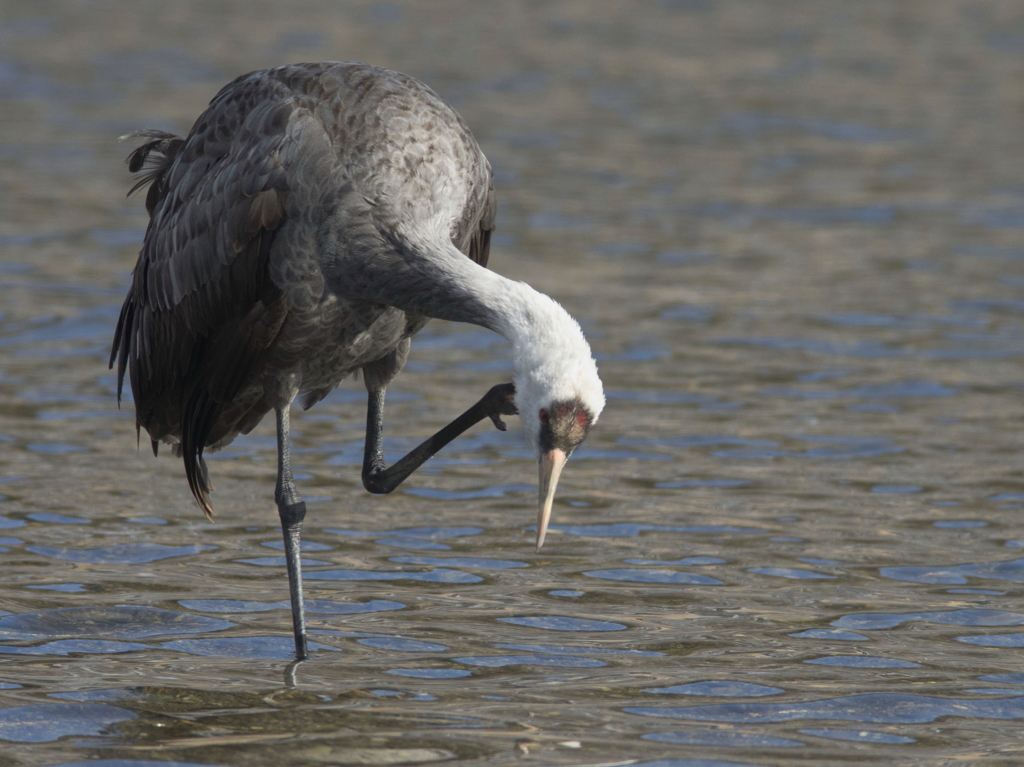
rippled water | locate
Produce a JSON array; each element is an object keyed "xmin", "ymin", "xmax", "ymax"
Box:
[{"xmin": 2, "ymin": 1, "xmax": 1024, "ymax": 765}]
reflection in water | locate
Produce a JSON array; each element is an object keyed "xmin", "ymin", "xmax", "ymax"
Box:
[
  {"xmin": 178, "ymin": 599, "xmax": 405, "ymax": 615},
  {"xmin": 980, "ymin": 674, "xmax": 1024, "ymax": 685},
  {"xmin": 0, "ymin": 607, "xmax": 234, "ymax": 640},
  {"xmin": 305, "ymin": 569, "xmax": 482, "ymax": 584},
  {"xmin": 0, "ymin": 639, "xmax": 149, "ymax": 656},
  {"xmin": 388, "ymin": 556, "xmax": 527, "ymax": 569},
  {"xmin": 386, "ymin": 668, "xmax": 472, "ymax": 679},
  {"xmin": 550, "ymin": 523, "xmax": 764, "ymax": 537},
  {"xmin": 626, "ymin": 557, "xmax": 726, "ymax": 565},
  {"xmin": 0, "ymin": 703, "xmax": 136, "ymax": 743},
  {"xmin": 747, "ymin": 567, "xmax": 835, "ymax": 580},
  {"xmin": 49, "ymin": 690, "xmax": 147, "ymax": 702},
  {"xmin": 584, "ymin": 568, "xmax": 722, "ymax": 585},
  {"xmin": 626, "ymin": 693, "xmax": 1024, "ymax": 724},
  {"xmin": 324, "ymin": 526, "xmax": 484, "ymax": 540},
  {"xmin": 26, "ymin": 512, "xmax": 88, "ymax": 524},
  {"xmin": 881, "ymin": 559, "xmax": 1024, "ymax": 585},
  {"xmin": 454, "ymin": 654, "xmax": 605, "ymax": 668},
  {"xmin": 26, "ymin": 583, "xmax": 86, "ymax": 592},
  {"xmin": 803, "ymin": 656, "xmax": 920, "ymax": 669},
  {"xmin": 236, "ymin": 555, "xmax": 332, "ymax": 566},
  {"xmin": 497, "ymin": 643, "xmax": 663, "ymax": 656},
  {"xmin": 370, "ymin": 537, "xmax": 452, "ymax": 550},
  {"xmin": 644, "ymin": 682, "xmax": 784, "ymax": 697},
  {"xmin": 800, "ymin": 728, "xmax": 915, "ymax": 744},
  {"xmin": 497, "ymin": 616, "xmax": 627, "ymax": 631},
  {"xmin": 789, "ymin": 629, "xmax": 869, "ymax": 641},
  {"xmin": 833, "ymin": 609, "xmax": 1024, "ymax": 630},
  {"xmin": 25, "ymin": 542, "xmax": 217, "ymax": 563},
  {"xmin": 163, "ymin": 637, "xmax": 339, "ymax": 659},
  {"xmin": 357, "ymin": 637, "xmax": 447, "ymax": 652},
  {"xmin": 956, "ymin": 634, "xmax": 1024, "ymax": 647},
  {"xmin": 642, "ymin": 730, "xmax": 803, "ymax": 747}
]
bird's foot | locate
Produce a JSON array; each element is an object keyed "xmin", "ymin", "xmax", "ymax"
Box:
[{"xmin": 483, "ymin": 382, "xmax": 517, "ymax": 431}]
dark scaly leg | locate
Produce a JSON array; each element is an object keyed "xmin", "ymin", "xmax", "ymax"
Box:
[
  {"xmin": 362, "ymin": 383, "xmax": 517, "ymax": 494},
  {"xmin": 275, "ymin": 404, "xmax": 308, "ymax": 660}
]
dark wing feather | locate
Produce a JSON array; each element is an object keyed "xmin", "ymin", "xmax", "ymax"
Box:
[
  {"xmin": 110, "ymin": 68, "xmax": 331, "ymax": 518},
  {"xmin": 466, "ymin": 182, "xmax": 496, "ymax": 268},
  {"xmin": 123, "ymin": 130, "xmax": 187, "ymax": 213}
]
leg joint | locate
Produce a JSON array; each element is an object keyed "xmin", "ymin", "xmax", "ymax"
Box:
[{"xmin": 278, "ymin": 499, "xmax": 307, "ymax": 528}]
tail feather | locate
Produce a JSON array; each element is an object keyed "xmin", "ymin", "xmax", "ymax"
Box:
[
  {"xmin": 121, "ymin": 129, "xmax": 186, "ymax": 215},
  {"xmin": 181, "ymin": 387, "xmax": 220, "ymax": 521}
]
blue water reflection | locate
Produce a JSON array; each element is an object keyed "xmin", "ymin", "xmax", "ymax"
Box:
[
  {"xmin": 644, "ymin": 682, "xmax": 784, "ymax": 697},
  {"xmin": 0, "ymin": 640, "xmax": 149, "ymax": 655},
  {"xmin": 404, "ymin": 484, "xmax": 533, "ymax": 500},
  {"xmin": 497, "ymin": 643, "xmax": 662, "ymax": 656},
  {"xmin": 980, "ymin": 674, "xmax": 1024, "ymax": 684},
  {"xmin": 804, "ymin": 656, "xmax": 920, "ymax": 668},
  {"xmin": 358, "ymin": 637, "xmax": 447, "ymax": 652},
  {"xmin": 26, "ymin": 542, "xmax": 216, "ymax": 563},
  {"xmin": 389, "ymin": 556, "xmax": 526, "ymax": 569},
  {"xmin": 50, "ymin": 690, "xmax": 147, "ymax": 702},
  {"xmin": 0, "ymin": 703, "xmax": 136, "ymax": 743},
  {"xmin": 789, "ymin": 629, "xmax": 869, "ymax": 641},
  {"xmin": 179, "ymin": 599, "xmax": 404, "ymax": 615},
  {"xmin": 385, "ymin": 668, "xmax": 472, "ymax": 679},
  {"xmin": 748, "ymin": 568, "xmax": 835, "ymax": 580},
  {"xmin": 800, "ymin": 728, "xmax": 915, "ymax": 744},
  {"xmin": 325, "ymin": 526, "xmax": 484, "ymax": 540},
  {"xmin": 584, "ymin": 569, "xmax": 722, "ymax": 585},
  {"xmin": 550, "ymin": 523, "xmax": 764, "ymax": 538},
  {"xmin": 626, "ymin": 693, "xmax": 1024, "ymax": 723},
  {"xmin": 716, "ymin": 335, "xmax": 1022, "ymax": 360},
  {"xmin": 163, "ymin": 637, "xmax": 338, "ymax": 658},
  {"xmin": 455, "ymin": 654, "xmax": 606, "ymax": 668},
  {"xmin": 0, "ymin": 606, "xmax": 233, "ymax": 639},
  {"xmin": 324, "ymin": 525, "xmax": 485, "ymax": 551},
  {"xmin": 625, "ymin": 557, "xmax": 726, "ymax": 566},
  {"xmin": 956, "ymin": 634, "xmax": 1024, "ymax": 647},
  {"xmin": 305, "ymin": 569, "xmax": 482, "ymax": 584},
  {"xmin": 26, "ymin": 512, "xmax": 88, "ymax": 524},
  {"xmin": 498, "ymin": 616, "xmax": 626, "ymax": 631},
  {"xmin": 881, "ymin": 559, "xmax": 1024, "ymax": 585},
  {"xmin": 372, "ymin": 538, "xmax": 452, "ymax": 550},
  {"xmin": 27, "ymin": 583, "xmax": 87, "ymax": 593},
  {"xmin": 833, "ymin": 609, "xmax": 1024, "ymax": 630},
  {"xmin": 236, "ymin": 556, "xmax": 332, "ymax": 567},
  {"xmin": 642, "ymin": 730, "xmax": 803, "ymax": 747}
]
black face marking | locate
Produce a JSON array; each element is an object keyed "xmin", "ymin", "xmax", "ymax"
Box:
[{"xmin": 538, "ymin": 397, "xmax": 592, "ymax": 456}]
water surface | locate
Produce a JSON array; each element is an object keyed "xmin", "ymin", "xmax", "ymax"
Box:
[{"xmin": 1, "ymin": 1, "xmax": 1023, "ymax": 765}]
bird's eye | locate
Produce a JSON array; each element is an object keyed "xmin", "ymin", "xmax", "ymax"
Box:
[{"xmin": 539, "ymin": 408, "xmax": 549, "ymax": 424}]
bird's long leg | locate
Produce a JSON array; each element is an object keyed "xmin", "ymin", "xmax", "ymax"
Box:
[
  {"xmin": 275, "ymin": 404, "xmax": 309, "ymax": 661},
  {"xmin": 362, "ymin": 382, "xmax": 517, "ymax": 494}
]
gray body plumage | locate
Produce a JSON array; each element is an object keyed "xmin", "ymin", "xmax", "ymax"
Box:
[{"xmin": 111, "ymin": 62, "xmax": 496, "ymax": 509}]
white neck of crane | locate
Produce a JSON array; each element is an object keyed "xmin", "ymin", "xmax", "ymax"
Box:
[{"xmin": 401, "ymin": 237, "xmax": 605, "ymax": 448}]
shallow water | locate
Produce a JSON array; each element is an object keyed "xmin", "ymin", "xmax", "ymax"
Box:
[{"xmin": 2, "ymin": 1, "xmax": 1024, "ymax": 765}]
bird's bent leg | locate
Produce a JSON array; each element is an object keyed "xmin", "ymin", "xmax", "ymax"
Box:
[
  {"xmin": 275, "ymin": 404, "xmax": 308, "ymax": 661},
  {"xmin": 362, "ymin": 382, "xmax": 517, "ymax": 495}
]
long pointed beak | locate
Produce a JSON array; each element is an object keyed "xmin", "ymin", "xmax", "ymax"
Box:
[{"xmin": 536, "ymin": 448, "xmax": 567, "ymax": 552}]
